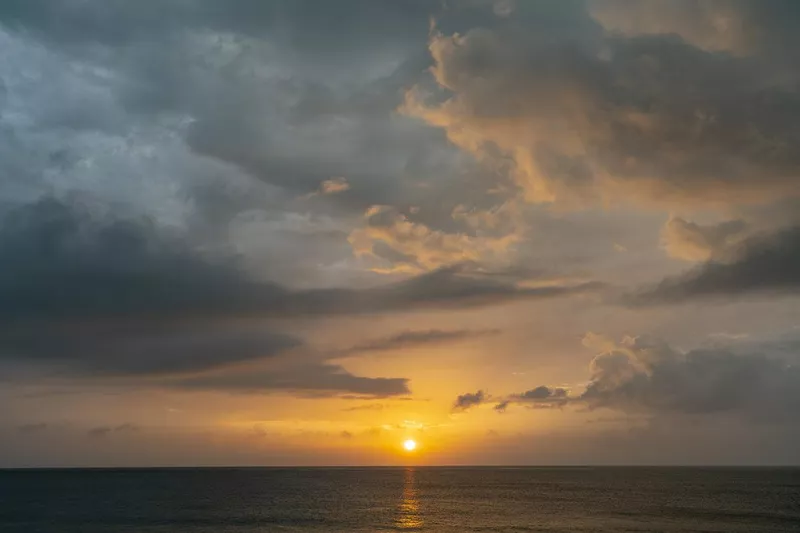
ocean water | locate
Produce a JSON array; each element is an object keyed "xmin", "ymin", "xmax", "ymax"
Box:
[{"xmin": 1, "ymin": 467, "xmax": 799, "ymax": 532}]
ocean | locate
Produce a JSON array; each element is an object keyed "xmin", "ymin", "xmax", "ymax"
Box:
[{"xmin": 1, "ymin": 467, "xmax": 799, "ymax": 532}]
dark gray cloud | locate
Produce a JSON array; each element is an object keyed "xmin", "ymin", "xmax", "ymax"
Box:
[
  {"xmin": 0, "ymin": 198, "xmax": 283, "ymax": 323},
  {"xmin": 510, "ymin": 386, "xmax": 569, "ymax": 408},
  {"xmin": 0, "ymin": 199, "xmax": 414, "ymax": 395},
  {"xmin": 0, "ymin": 0, "xmax": 456, "ymax": 211},
  {"xmin": 0, "ymin": 0, "xmax": 543, "ymax": 297},
  {"xmin": 173, "ymin": 363, "xmax": 409, "ymax": 398},
  {"xmin": 0, "ymin": 199, "xmax": 599, "ymax": 326},
  {"xmin": 631, "ymin": 225, "xmax": 800, "ymax": 304},
  {"xmin": 483, "ymin": 386, "xmax": 569, "ymax": 412},
  {"xmin": 0, "ymin": 198, "xmax": 602, "ymax": 397},
  {"xmin": 517, "ymin": 386, "xmax": 568, "ymax": 400},
  {"xmin": 578, "ymin": 335, "xmax": 800, "ymax": 420},
  {"xmin": 338, "ymin": 328, "xmax": 500, "ymax": 356},
  {"xmin": 1, "ymin": 324, "xmax": 301, "ymax": 377},
  {"xmin": 452, "ymin": 390, "xmax": 486, "ymax": 412},
  {"xmin": 0, "ymin": 0, "xmax": 434, "ymax": 53},
  {"xmin": 493, "ymin": 400, "xmax": 509, "ymax": 413}
]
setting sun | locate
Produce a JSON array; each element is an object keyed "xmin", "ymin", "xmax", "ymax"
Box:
[{"xmin": 403, "ymin": 439, "xmax": 417, "ymax": 452}]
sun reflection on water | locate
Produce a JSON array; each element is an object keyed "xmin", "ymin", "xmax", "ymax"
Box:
[{"xmin": 394, "ymin": 467, "xmax": 423, "ymax": 530}]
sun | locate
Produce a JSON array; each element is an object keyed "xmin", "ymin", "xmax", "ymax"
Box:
[{"xmin": 403, "ymin": 439, "xmax": 417, "ymax": 452}]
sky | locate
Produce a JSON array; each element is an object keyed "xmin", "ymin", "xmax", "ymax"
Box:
[{"xmin": 1, "ymin": 0, "xmax": 799, "ymax": 467}]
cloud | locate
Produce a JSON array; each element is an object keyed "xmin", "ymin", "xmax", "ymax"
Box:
[
  {"xmin": 577, "ymin": 334, "xmax": 800, "ymax": 420},
  {"xmin": 172, "ymin": 363, "xmax": 410, "ymax": 398},
  {"xmin": 405, "ymin": 4, "xmax": 800, "ymax": 209},
  {"xmin": 631, "ymin": 225, "xmax": 800, "ymax": 303},
  {"xmin": 349, "ymin": 205, "xmax": 520, "ymax": 274},
  {"xmin": 87, "ymin": 424, "xmax": 139, "ymax": 438},
  {"xmin": 0, "ymin": 198, "xmax": 600, "ymax": 398},
  {"xmin": 589, "ymin": 0, "xmax": 751, "ymax": 54},
  {"xmin": 339, "ymin": 328, "xmax": 500, "ymax": 356},
  {"xmin": 452, "ymin": 390, "xmax": 486, "ymax": 412},
  {"xmin": 470, "ymin": 333, "xmax": 800, "ymax": 422},
  {"xmin": 488, "ymin": 386, "xmax": 570, "ymax": 412},
  {"xmin": 661, "ymin": 217, "xmax": 749, "ymax": 262},
  {"xmin": 319, "ymin": 177, "xmax": 351, "ymax": 195},
  {"xmin": 0, "ymin": 199, "xmax": 600, "ymax": 324},
  {"xmin": 346, "ymin": 266, "xmax": 604, "ymax": 313},
  {"xmin": 455, "ymin": 385, "xmax": 569, "ymax": 414},
  {"xmin": 493, "ymin": 400, "xmax": 509, "ymax": 413},
  {"xmin": 511, "ymin": 386, "xmax": 569, "ymax": 407},
  {"xmin": 0, "ymin": 199, "xmax": 423, "ymax": 396},
  {"xmin": 0, "ymin": 197, "xmax": 304, "ymax": 379},
  {"xmin": 0, "ymin": 1, "xmax": 435, "ymax": 60},
  {"xmin": 0, "ymin": 2, "xmax": 485, "ymax": 291},
  {"xmin": 589, "ymin": 0, "xmax": 800, "ymax": 59}
]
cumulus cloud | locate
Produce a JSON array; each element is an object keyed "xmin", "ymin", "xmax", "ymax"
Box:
[
  {"xmin": 631, "ymin": 225, "xmax": 800, "ymax": 303},
  {"xmin": 406, "ymin": 2, "xmax": 800, "ymax": 209},
  {"xmin": 452, "ymin": 390, "xmax": 486, "ymax": 412},
  {"xmin": 349, "ymin": 205, "xmax": 520, "ymax": 274},
  {"xmin": 578, "ymin": 334, "xmax": 800, "ymax": 420}
]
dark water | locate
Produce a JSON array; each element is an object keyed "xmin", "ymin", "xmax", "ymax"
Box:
[{"xmin": 1, "ymin": 467, "xmax": 799, "ymax": 532}]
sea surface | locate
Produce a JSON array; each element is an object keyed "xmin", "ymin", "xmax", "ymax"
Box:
[{"xmin": 1, "ymin": 467, "xmax": 799, "ymax": 532}]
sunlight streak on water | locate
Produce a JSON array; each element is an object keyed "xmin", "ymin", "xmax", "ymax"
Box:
[{"xmin": 394, "ymin": 468, "xmax": 423, "ymax": 530}]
